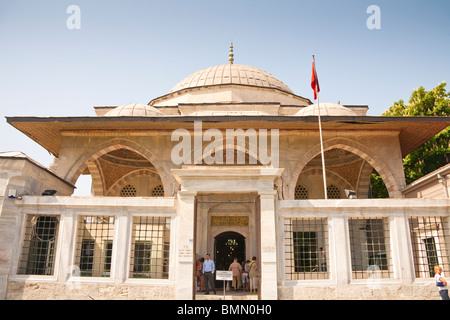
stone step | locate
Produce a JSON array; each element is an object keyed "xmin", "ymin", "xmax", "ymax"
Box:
[{"xmin": 195, "ymin": 290, "xmax": 259, "ymax": 300}]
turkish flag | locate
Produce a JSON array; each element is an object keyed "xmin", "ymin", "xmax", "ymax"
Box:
[{"xmin": 311, "ymin": 59, "xmax": 320, "ymax": 100}]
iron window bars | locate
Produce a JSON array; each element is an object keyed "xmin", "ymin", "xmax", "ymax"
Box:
[
  {"xmin": 18, "ymin": 215, "xmax": 60, "ymax": 275},
  {"xmin": 129, "ymin": 216, "xmax": 170, "ymax": 279},
  {"xmin": 409, "ymin": 216, "xmax": 449, "ymax": 278},
  {"xmin": 284, "ymin": 218, "xmax": 329, "ymax": 280},
  {"xmin": 74, "ymin": 216, "xmax": 115, "ymax": 277}
]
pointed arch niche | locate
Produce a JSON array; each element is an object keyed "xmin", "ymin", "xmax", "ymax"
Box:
[
  {"xmin": 65, "ymin": 139, "xmax": 169, "ymax": 197},
  {"xmin": 289, "ymin": 139, "xmax": 402, "ymax": 199}
]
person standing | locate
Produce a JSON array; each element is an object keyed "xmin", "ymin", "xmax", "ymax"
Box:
[
  {"xmin": 202, "ymin": 254, "xmax": 216, "ymax": 295},
  {"xmin": 434, "ymin": 265, "xmax": 449, "ymax": 300},
  {"xmin": 196, "ymin": 257, "xmax": 205, "ymax": 292},
  {"xmin": 228, "ymin": 257, "xmax": 242, "ymax": 291},
  {"xmin": 249, "ymin": 256, "xmax": 259, "ymax": 294},
  {"xmin": 241, "ymin": 260, "xmax": 250, "ymax": 291}
]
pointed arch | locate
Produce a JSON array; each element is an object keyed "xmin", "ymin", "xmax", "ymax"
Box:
[
  {"xmin": 64, "ymin": 138, "xmax": 170, "ymax": 196},
  {"xmin": 287, "ymin": 137, "xmax": 402, "ymax": 199}
]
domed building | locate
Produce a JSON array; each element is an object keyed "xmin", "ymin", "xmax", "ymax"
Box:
[{"xmin": 1, "ymin": 45, "xmax": 450, "ymax": 300}]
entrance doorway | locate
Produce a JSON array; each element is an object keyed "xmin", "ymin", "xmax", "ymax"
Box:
[{"xmin": 214, "ymin": 232, "xmax": 246, "ymax": 287}]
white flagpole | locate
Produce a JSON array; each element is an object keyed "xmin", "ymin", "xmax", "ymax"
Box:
[{"xmin": 313, "ymin": 55, "xmax": 328, "ymax": 199}]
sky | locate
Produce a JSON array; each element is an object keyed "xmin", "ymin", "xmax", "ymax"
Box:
[{"xmin": 0, "ymin": 0, "xmax": 449, "ymax": 195}]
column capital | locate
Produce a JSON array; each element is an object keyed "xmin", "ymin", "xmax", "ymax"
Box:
[
  {"xmin": 177, "ymin": 190, "xmax": 197, "ymax": 200},
  {"xmin": 258, "ymin": 190, "xmax": 278, "ymax": 198}
]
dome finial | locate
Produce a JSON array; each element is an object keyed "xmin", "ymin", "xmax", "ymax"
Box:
[{"xmin": 228, "ymin": 42, "xmax": 234, "ymax": 64}]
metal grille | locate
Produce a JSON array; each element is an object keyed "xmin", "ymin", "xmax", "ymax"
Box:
[
  {"xmin": 284, "ymin": 218, "xmax": 329, "ymax": 280},
  {"xmin": 327, "ymin": 184, "xmax": 341, "ymax": 199},
  {"xmin": 18, "ymin": 215, "xmax": 59, "ymax": 275},
  {"xmin": 130, "ymin": 217, "xmax": 170, "ymax": 279},
  {"xmin": 294, "ymin": 185, "xmax": 308, "ymax": 199},
  {"xmin": 74, "ymin": 216, "xmax": 115, "ymax": 277},
  {"xmin": 349, "ymin": 217, "xmax": 392, "ymax": 279},
  {"xmin": 120, "ymin": 184, "xmax": 136, "ymax": 197},
  {"xmin": 409, "ymin": 216, "xmax": 450, "ymax": 278},
  {"xmin": 151, "ymin": 185, "xmax": 164, "ymax": 197}
]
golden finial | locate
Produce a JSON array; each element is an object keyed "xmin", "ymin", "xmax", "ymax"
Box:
[{"xmin": 228, "ymin": 42, "xmax": 234, "ymax": 64}]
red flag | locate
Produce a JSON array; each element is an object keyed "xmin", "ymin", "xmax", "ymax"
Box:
[{"xmin": 311, "ymin": 57, "xmax": 320, "ymax": 100}]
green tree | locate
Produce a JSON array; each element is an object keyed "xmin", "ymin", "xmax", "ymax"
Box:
[{"xmin": 371, "ymin": 82, "xmax": 450, "ymax": 197}]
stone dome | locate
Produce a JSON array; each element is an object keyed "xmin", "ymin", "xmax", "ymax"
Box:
[
  {"xmin": 295, "ymin": 103, "xmax": 357, "ymax": 116},
  {"xmin": 168, "ymin": 64, "xmax": 293, "ymax": 94},
  {"xmin": 104, "ymin": 103, "xmax": 164, "ymax": 117}
]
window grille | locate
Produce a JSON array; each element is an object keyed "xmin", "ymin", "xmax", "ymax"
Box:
[
  {"xmin": 74, "ymin": 216, "xmax": 115, "ymax": 277},
  {"xmin": 284, "ymin": 218, "xmax": 329, "ymax": 280},
  {"xmin": 121, "ymin": 184, "xmax": 136, "ymax": 197},
  {"xmin": 130, "ymin": 217, "xmax": 170, "ymax": 279},
  {"xmin": 18, "ymin": 215, "xmax": 60, "ymax": 275},
  {"xmin": 349, "ymin": 217, "xmax": 392, "ymax": 279},
  {"xmin": 327, "ymin": 184, "xmax": 341, "ymax": 199},
  {"xmin": 294, "ymin": 185, "xmax": 308, "ymax": 199},
  {"xmin": 409, "ymin": 216, "xmax": 450, "ymax": 278},
  {"xmin": 151, "ymin": 185, "xmax": 164, "ymax": 197}
]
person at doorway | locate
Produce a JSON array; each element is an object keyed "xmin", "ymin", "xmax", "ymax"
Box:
[
  {"xmin": 196, "ymin": 257, "xmax": 205, "ymax": 292},
  {"xmin": 249, "ymin": 256, "xmax": 259, "ymax": 294},
  {"xmin": 241, "ymin": 260, "xmax": 250, "ymax": 291},
  {"xmin": 434, "ymin": 265, "xmax": 449, "ymax": 300},
  {"xmin": 202, "ymin": 254, "xmax": 216, "ymax": 295},
  {"xmin": 228, "ymin": 257, "xmax": 242, "ymax": 291}
]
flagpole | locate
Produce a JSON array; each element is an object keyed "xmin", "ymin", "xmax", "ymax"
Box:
[{"xmin": 313, "ymin": 55, "xmax": 328, "ymax": 200}]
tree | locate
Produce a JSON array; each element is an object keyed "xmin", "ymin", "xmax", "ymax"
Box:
[{"xmin": 371, "ymin": 82, "xmax": 450, "ymax": 197}]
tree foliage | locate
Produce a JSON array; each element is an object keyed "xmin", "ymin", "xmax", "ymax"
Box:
[{"xmin": 371, "ymin": 82, "xmax": 450, "ymax": 197}]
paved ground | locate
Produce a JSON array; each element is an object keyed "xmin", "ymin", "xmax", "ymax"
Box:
[{"xmin": 195, "ymin": 289, "xmax": 259, "ymax": 300}]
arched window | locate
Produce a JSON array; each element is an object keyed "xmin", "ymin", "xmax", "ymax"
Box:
[
  {"xmin": 120, "ymin": 184, "xmax": 137, "ymax": 197},
  {"xmin": 327, "ymin": 185, "xmax": 341, "ymax": 199},
  {"xmin": 294, "ymin": 185, "xmax": 308, "ymax": 200},
  {"xmin": 151, "ymin": 185, "xmax": 164, "ymax": 197}
]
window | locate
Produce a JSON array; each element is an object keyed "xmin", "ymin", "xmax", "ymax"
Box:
[
  {"xmin": 349, "ymin": 218, "xmax": 392, "ymax": 279},
  {"xmin": 151, "ymin": 185, "xmax": 164, "ymax": 197},
  {"xmin": 121, "ymin": 184, "xmax": 136, "ymax": 197},
  {"xmin": 409, "ymin": 216, "xmax": 450, "ymax": 278},
  {"xmin": 74, "ymin": 216, "xmax": 115, "ymax": 277},
  {"xmin": 327, "ymin": 185, "xmax": 341, "ymax": 199},
  {"xmin": 294, "ymin": 185, "xmax": 308, "ymax": 199},
  {"xmin": 130, "ymin": 217, "xmax": 170, "ymax": 279},
  {"xmin": 284, "ymin": 218, "xmax": 328, "ymax": 280},
  {"xmin": 18, "ymin": 215, "xmax": 60, "ymax": 275}
]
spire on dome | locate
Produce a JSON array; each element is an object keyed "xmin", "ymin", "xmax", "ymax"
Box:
[{"xmin": 228, "ymin": 43, "xmax": 234, "ymax": 64}]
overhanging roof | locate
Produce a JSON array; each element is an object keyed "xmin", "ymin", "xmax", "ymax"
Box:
[{"xmin": 5, "ymin": 115, "xmax": 450, "ymax": 158}]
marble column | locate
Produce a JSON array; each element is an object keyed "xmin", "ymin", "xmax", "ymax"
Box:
[
  {"xmin": 259, "ymin": 190, "xmax": 278, "ymax": 300},
  {"xmin": 175, "ymin": 190, "xmax": 197, "ymax": 299}
]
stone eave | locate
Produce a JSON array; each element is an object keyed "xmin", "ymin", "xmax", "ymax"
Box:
[{"xmin": 5, "ymin": 115, "xmax": 449, "ymax": 159}]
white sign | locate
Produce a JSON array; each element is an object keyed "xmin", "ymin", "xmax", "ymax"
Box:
[{"xmin": 215, "ymin": 270, "xmax": 233, "ymax": 281}]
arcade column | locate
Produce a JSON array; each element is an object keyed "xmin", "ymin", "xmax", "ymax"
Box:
[
  {"xmin": 258, "ymin": 190, "xmax": 278, "ymax": 300},
  {"xmin": 175, "ymin": 190, "xmax": 197, "ymax": 299}
]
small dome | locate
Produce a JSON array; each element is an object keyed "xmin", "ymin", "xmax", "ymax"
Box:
[
  {"xmin": 169, "ymin": 64, "xmax": 293, "ymax": 94},
  {"xmin": 104, "ymin": 103, "xmax": 164, "ymax": 117},
  {"xmin": 296, "ymin": 103, "xmax": 357, "ymax": 116}
]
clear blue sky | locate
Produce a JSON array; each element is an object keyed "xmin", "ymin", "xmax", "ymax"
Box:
[{"xmin": 1, "ymin": 0, "xmax": 449, "ymax": 194}]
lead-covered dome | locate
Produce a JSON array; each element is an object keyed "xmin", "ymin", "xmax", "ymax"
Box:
[
  {"xmin": 104, "ymin": 103, "xmax": 164, "ymax": 117},
  {"xmin": 296, "ymin": 103, "xmax": 357, "ymax": 116},
  {"xmin": 169, "ymin": 64, "xmax": 293, "ymax": 94}
]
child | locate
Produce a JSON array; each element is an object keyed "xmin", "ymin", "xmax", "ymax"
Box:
[{"xmin": 434, "ymin": 265, "xmax": 449, "ymax": 300}]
